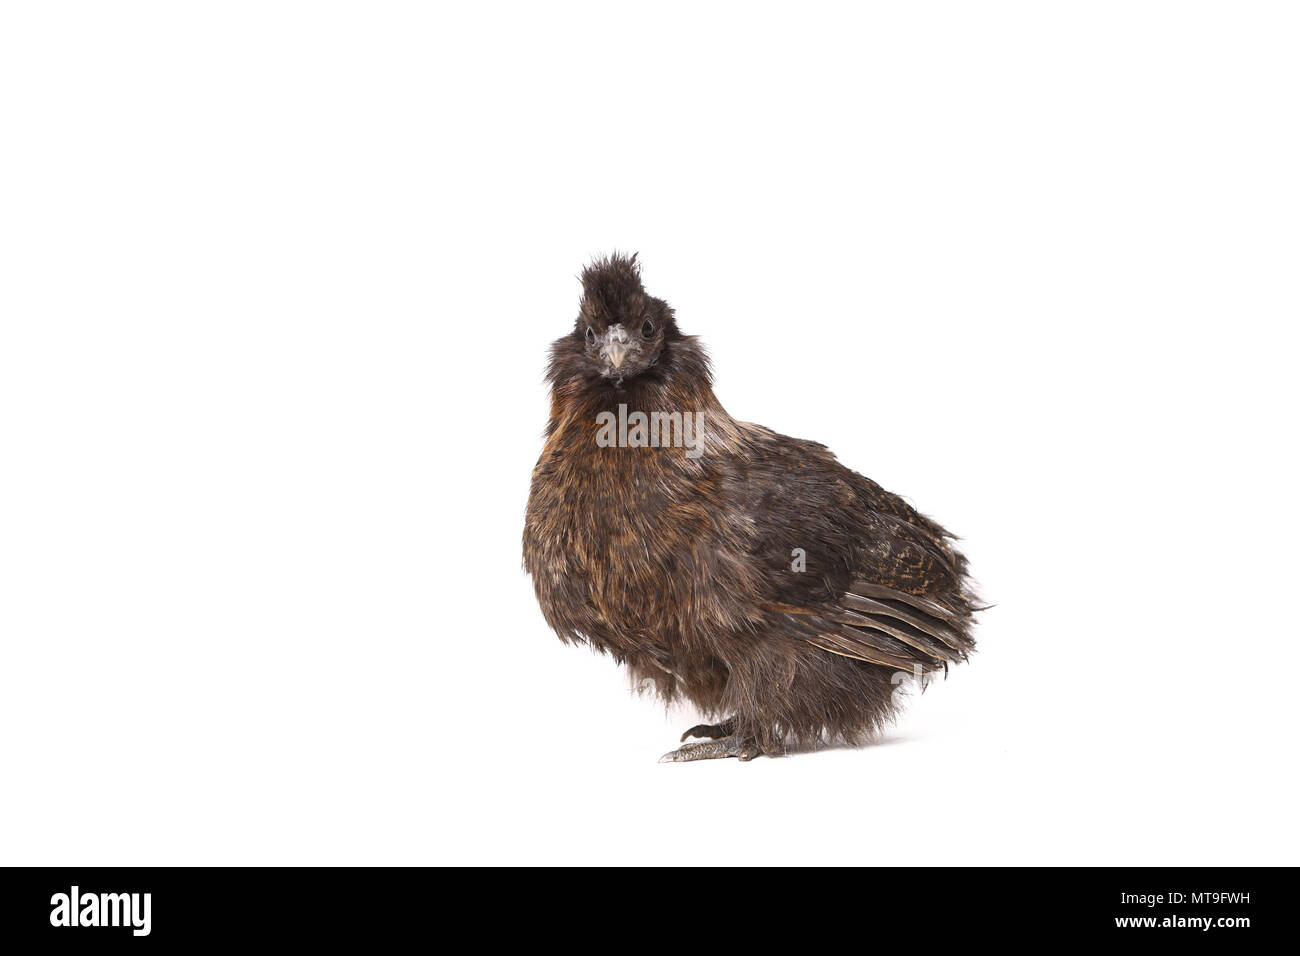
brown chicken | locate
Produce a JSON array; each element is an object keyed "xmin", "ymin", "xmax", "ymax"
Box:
[{"xmin": 523, "ymin": 254, "xmax": 978, "ymax": 761}]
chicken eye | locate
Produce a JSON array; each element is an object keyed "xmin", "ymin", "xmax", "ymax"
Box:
[
  {"xmin": 641, "ymin": 318, "xmax": 655, "ymax": 338},
  {"xmin": 585, "ymin": 326, "xmax": 596, "ymax": 345}
]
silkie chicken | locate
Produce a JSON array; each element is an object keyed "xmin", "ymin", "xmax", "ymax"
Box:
[{"xmin": 523, "ymin": 254, "xmax": 978, "ymax": 762}]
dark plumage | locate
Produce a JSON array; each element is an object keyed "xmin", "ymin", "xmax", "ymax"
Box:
[{"xmin": 523, "ymin": 254, "xmax": 978, "ymax": 761}]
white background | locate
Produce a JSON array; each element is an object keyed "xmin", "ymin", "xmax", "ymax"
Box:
[{"xmin": 2, "ymin": 2, "xmax": 1297, "ymax": 866}]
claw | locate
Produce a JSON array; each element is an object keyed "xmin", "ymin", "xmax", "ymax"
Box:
[
  {"xmin": 659, "ymin": 734, "xmax": 760, "ymax": 763},
  {"xmin": 679, "ymin": 719, "xmax": 735, "ymax": 742}
]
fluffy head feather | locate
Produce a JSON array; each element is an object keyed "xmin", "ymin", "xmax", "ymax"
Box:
[{"xmin": 548, "ymin": 252, "xmax": 708, "ymax": 395}]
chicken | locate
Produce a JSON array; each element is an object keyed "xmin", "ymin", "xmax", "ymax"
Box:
[{"xmin": 523, "ymin": 254, "xmax": 978, "ymax": 761}]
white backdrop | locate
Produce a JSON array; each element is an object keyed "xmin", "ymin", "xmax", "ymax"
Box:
[{"xmin": 2, "ymin": 2, "xmax": 1297, "ymax": 865}]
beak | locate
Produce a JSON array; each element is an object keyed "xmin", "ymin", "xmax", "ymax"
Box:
[{"xmin": 600, "ymin": 324, "xmax": 633, "ymax": 372}]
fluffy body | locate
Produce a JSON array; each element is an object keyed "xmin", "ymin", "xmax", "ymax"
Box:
[{"xmin": 523, "ymin": 255, "xmax": 977, "ymax": 755}]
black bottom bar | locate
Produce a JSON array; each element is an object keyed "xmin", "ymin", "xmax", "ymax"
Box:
[{"xmin": 0, "ymin": 866, "xmax": 1281, "ymax": 945}]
